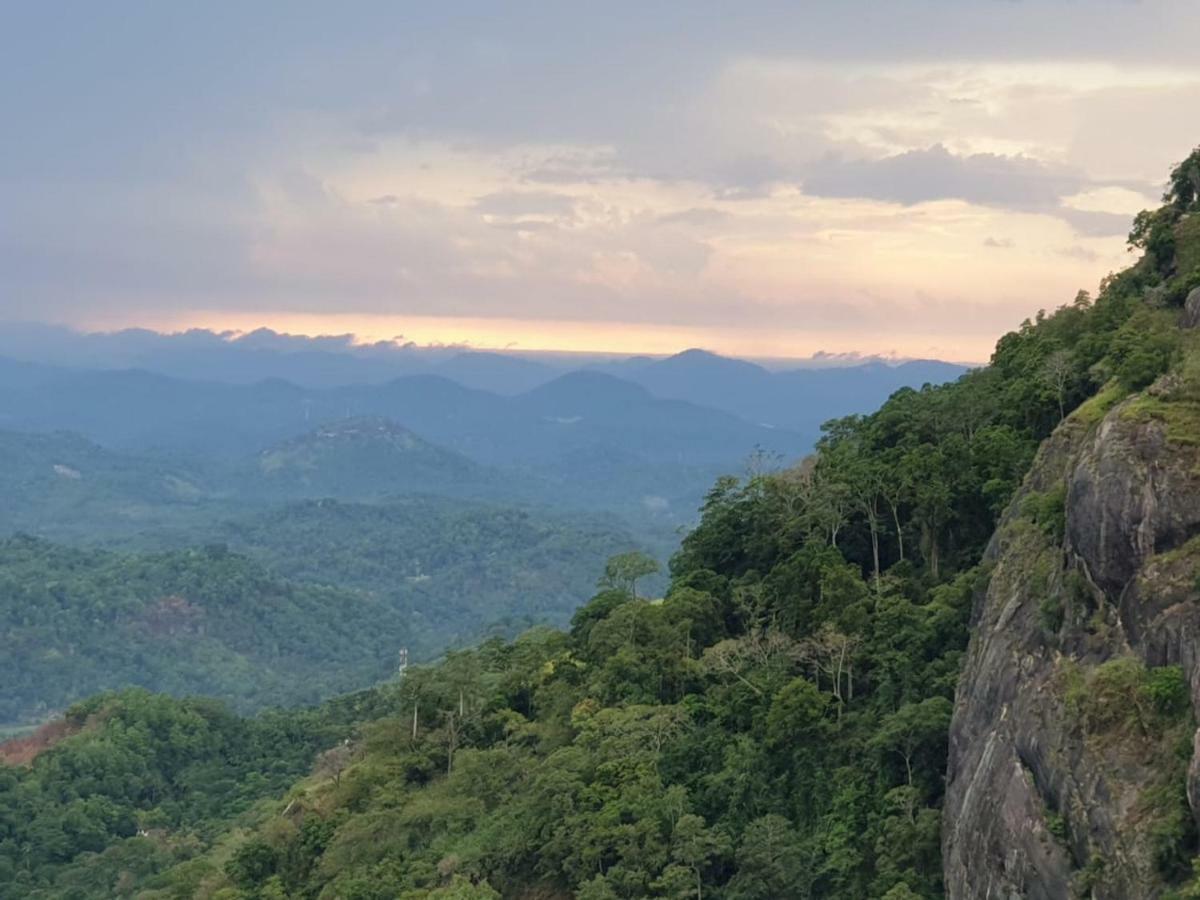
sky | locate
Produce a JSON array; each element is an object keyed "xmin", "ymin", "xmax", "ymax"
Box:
[{"xmin": 2, "ymin": 1, "xmax": 1199, "ymax": 362}]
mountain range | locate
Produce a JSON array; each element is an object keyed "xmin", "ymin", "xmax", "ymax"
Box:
[{"xmin": 0, "ymin": 349, "xmax": 966, "ymax": 523}]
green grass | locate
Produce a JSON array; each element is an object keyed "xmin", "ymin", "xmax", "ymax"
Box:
[
  {"xmin": 1071, "ymin": 380, "xmax": 1129, "ymax": 427},
  {"xmin": 1122, "ymin": 395, "xmax": 1200, "ymax": 446}
]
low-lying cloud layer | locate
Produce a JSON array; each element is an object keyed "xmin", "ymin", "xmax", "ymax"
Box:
[{"xmin": 2, "ymin": 1, "xmax": 1197, "ymax": 359}]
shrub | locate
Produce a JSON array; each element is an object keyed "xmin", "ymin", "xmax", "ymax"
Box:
[{"xmin": 1021, "ymin": 486, "xmax": 1066, "ymax": 542}]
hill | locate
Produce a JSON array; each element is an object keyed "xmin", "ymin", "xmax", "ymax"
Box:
[
  {"xmin": 0, "ymin": 429, "xmax": 228, "ymax": 540},
  {"xmin": 0, "ymin": 537, "xmax": 409, "ymax": 725},
  {"xmin": 251, "ymin": 417, "xmax": 486, "ymax": 500},
  {"xmin": 214, "ymin": 496, "xmax": 666, "ymax": 653}
]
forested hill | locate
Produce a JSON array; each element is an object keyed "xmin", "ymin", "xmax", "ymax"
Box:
[
  {"xmin": 4, "ymin": 148, "xmax": 1200, "ymax": 900},
  {"xmin": 0, "ymin": 537, "xmax": 406, "ymax": 724},
  {"xmin": 0, "ymin": 499, "xmax": 654, "ymax": 727}
]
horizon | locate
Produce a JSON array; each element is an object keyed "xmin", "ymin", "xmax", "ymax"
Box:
[
  {"xmin": 6, "ymin": 3, "xmax": 1199, "ymax": 360},
  {"xmin": 0, "ymin": 320, "xmax": 986, "ymax": 371}
]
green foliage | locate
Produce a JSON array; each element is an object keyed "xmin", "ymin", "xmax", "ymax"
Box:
[
  {"xmin": 1021, "ymin": 485, "xmax": 1066, "ymax": 542},
  {"xmin": 1147, "ymin": 666, "xmax": 1191, "ymax": 718},
  {"xmin": 1109, "ymin": 309, "xmax": 1182, "ymax": 389},
  {"xmin": 1167, "ymin": 147, "xmax": 1200, "ymax": 212},
  {"xmin": 1045, "ymin": 813, "xmax": 1067, "ymax": 842},
  {"xmin": 1173, "ymin": 216, "xmax": 1200, "ymax": 281},
  {"xmin": 219, "ymin": 497, "xmax": 664, "ymax": 655},
  {"xmin": 1145, "ymin": 731, "xmax": 1200, "ymax": 883},
  {"xmin": 1038, "ymin": 595, "xmax": 1065, "ymax": 636},
  {"xmin": 1066, "ymin": 657, "xmax": 1189, "ymax": 736},
  {"xmin": 1122, "ymin": 394, "xmax": 1200, "ymax": 447},
  {"xmin": 1129, "ymin": 145, "xmax": 1200, "ymax": 279},
  {"xmin": 1129, "ymin": 207, "xmax": 1178, "ymax": 274},
  {"xmin": 0, "ymin": 689, "xmax": 360, "ymax": 899},
  {"xmin": 1, "ymin": 497, "xmax": 663, "ymax": 725}
]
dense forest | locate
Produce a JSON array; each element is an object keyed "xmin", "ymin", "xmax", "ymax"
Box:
[
  {"xmin": 0, "ymin": 538, "xmax": 406, "ymax": 724},
  {"xmin": 0, "ymin": 497, "xmax": 656, "ymax": 727},
  {"xmin": 3, "ymin": 148, "xmax": 1200, "ymax": 898},
  {"xmin": 215, "ymin": 497, "xmax": 670, "ymax": 652}
]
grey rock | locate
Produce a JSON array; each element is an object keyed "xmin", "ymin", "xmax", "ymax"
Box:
[
  {"xmin": 1183, "ymin": 286, "xmax": 1200, "ymax": 328},
  {"xmin": 945, "ymin": 397, "xmax": 1200, "ymax": 899}
]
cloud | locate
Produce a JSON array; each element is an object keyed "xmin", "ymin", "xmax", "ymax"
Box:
[
  {"xmin": 983, "ymin": 237, "xmax": 1014, "ymax": 249},
  {"xmin": 802, "ymin": 144, "xmax": 1086, "ymax": 209},
  {"xmin": 473, "ymin": 190, "xmax": 578, "ymax": 217},
  {"xmin": 656, "ymin": 208, "xmax": 733, "ymax": 226},
  {"xmin": 1054, "ymin": 207, "xmax": 1133, "ymax": 238},
  {"xmin": 1055, "ymin": 245, "xmax": 1100, "ymax": 263}
]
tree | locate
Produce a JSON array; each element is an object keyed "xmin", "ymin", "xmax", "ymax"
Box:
[
  {"xmin": 796, "ymin": 625, "xmax": 861, "ymax": 714},
  {"xmin": 598, "ymin": 551, "xmax": 661, "ymax": 597},
  {"xmin": 900, "ymin": 449, "xmax": 952, "ymax": 580},
  {"xmin": 1041, "ymin": 349, "xmax": 1073, "ymax": 423},
  {"xmin": 1166, "ymin": 145, "xmax": 1200, "ymax": 210},
  {"xmin": 870, "ymin": 697, "xmax": 953, "ymax": 787},
  {"xmin": 426, "ymin": 875, "xmax": 502, "ymax": 899},
  {"xmin": 726, "ymin": 815, "xmax": 812, "ymax": 900},
  {"xmin": 315, "ymin": 740, "xmax": 354, "ymax": 786},
  {"xmin": 703, "ymin": 631, "xmax": 804, "ymax": 697},
  {"xmin": 668, "ymin": 814, "xmax": 730, "ymax": 900},
  {"xmin": 766, "ymin": 678, "xmax": 829, "ymax": 746},
  {"xmin": 821, "ymin": 437, "xmax": 887, "ymax": 590}
]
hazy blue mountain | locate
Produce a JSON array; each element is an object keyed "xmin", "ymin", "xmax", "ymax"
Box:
[
  {"xmin": 0, "ymin": 363, "xmax": 806, "ymax": 517},
  {"xmin": 512, "ymin": 370, "xmax": 796, "ymax": 464},
  {"xmin": 0, "ymin": 356, "xmax": 65, "ymax": 390},
  {"xmin": 0, "ymin": 325, "xmax": 565, "ymax": 389},
  {"xmin": 0, "ymin": 347, "xmax": 965, "ymax": 526},
  {"xmin": 433, "ymin": 351, "xmax": 559, "ymax": 394},
  {"xmin": 618, "ymin": 348, "xmax": 969, "ymax": 434},
  {"xmin": 0, "ymin": 326, "xmax": 967, "ymax": 408}
]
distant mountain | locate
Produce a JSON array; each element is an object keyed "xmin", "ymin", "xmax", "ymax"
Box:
[
  {"xmin": 434, "ymin": 351, "xmax": 558, "ymax": 395},
  {"xmin": 513, "ymin": 370, "xmax": 794, "ymax": 464},
  {"xmin": 251, "ymin": 417, "xmax": 486, "ymax": 499},
  {"xmin": 0, "ymin": 363, "xmax": 807, "ymax": 519},
  {"xmin": 0, "ymin": 349, "xmax": 965, "ymax": 521},
  {"xmin": 618, "ymin": 348, "xmax": 969, "ymax": 434},
  {"xmin": 0, "ymin": 324, "xmax": 563, "ymax": 390},
  {"xmin": 0, "ymin": 428, "xmax": 667, "ymax": 695},
  {"xmin": 0, "ymin": 355, "xmax": 65, "ymax": 390}
]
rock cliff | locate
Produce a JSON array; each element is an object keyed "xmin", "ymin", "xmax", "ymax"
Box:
[{"xmin": 944, "ymin": 363, "xmax": 1200, "ymax": 898}]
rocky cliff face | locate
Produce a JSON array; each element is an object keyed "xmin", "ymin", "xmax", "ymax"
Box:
[{"xmin": 944, "ymin": 367, "xmax": 1200, "ymax": 898}]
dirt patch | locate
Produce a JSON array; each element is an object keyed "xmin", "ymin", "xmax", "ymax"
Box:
[{"xmin": 0, "ymin": 717, "xmax": 82, "ymax": 767}]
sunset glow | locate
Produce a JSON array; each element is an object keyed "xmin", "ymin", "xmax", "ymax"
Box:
[{"xmin": 5, "ymin": 3, "xmax": 1199, "ymax": 359}]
